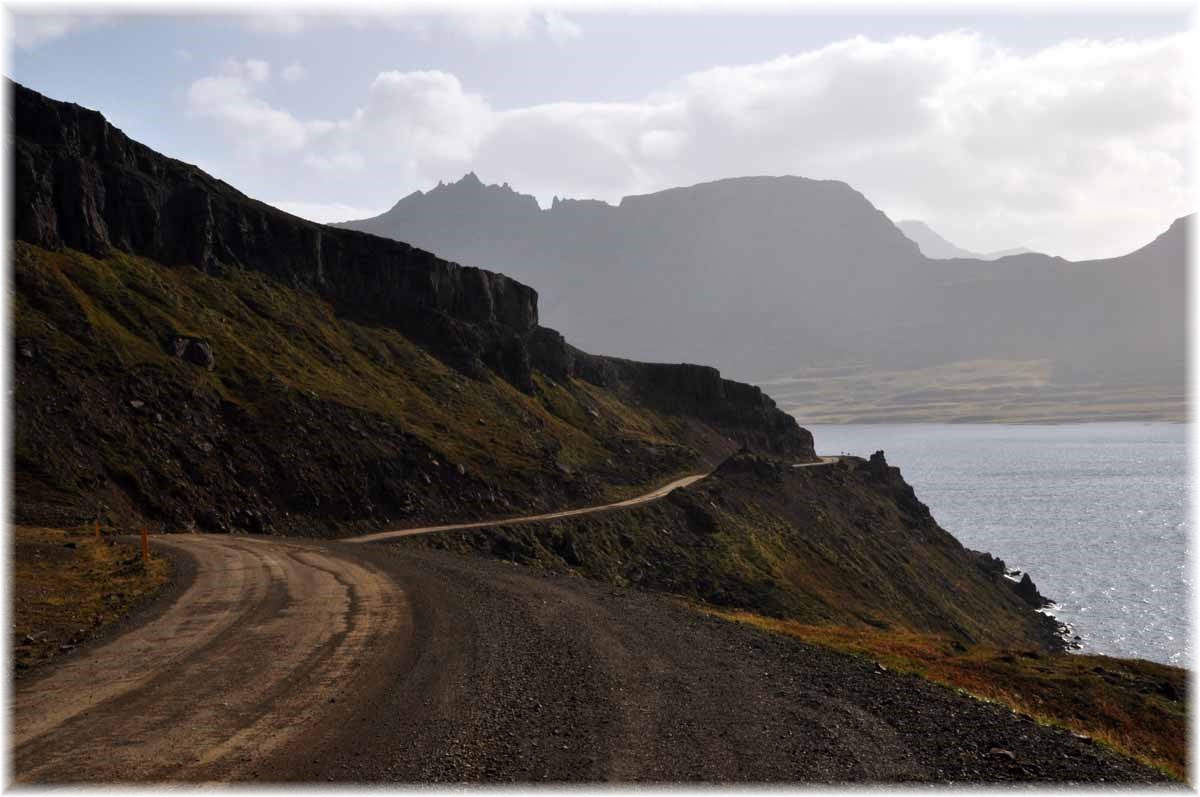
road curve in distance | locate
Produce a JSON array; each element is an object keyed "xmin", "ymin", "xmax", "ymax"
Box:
[{"xmin": 348, "ymin": 456, "xmax": 842, "ymax": 545}]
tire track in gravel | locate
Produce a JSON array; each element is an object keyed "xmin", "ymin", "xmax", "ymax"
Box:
[{"xmin": 12, "ymin": 535, "xmax": 406, "ymax": 783}]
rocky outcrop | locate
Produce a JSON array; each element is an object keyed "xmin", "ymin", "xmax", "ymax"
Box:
[
  {"xmin": 10, "ymin": 80, "xmax": 812, "ymax": 457},
  {"xmin": 1013, "ymin": 572, "xmax": 1052, "ymax": 609},
  {"xmin": 967, "ymin": 550, "xmax": 1054, "ymax": 611},
  {"xmin": 167, "ymin": 335, "xmax": 214, "ymax": 370},
  {"xmin": 528, "ymin": 328, "xmax": 814, "ymax": 458}
]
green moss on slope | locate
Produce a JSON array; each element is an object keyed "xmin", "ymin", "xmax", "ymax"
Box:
[
  {"xmin": 404, "ymin": 452, "xmax": 1062, "ymax": 650},
  {"xmin": 12, "ymin": 243, "xmax": 735, "ymax": 534}
]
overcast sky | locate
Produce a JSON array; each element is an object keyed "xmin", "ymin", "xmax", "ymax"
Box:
[{"xmin": 7, "ymin": 7, "xmax": 1195, "ymax": 259}]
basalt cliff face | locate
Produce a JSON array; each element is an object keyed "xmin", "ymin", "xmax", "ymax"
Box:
[
  {"xmin": 12, "ymin": 81, "xmax": 538, "ymax": 388},
  {"xmin": 10, "ymin": 81, "xmax": 810, "ymax": 460}
]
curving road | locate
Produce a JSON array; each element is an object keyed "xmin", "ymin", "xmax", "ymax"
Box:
[
  {"xmin": 349, "ymin": 456, "xmax": 842, "ymax": 545},
  {"xmin": 10, "ymin": 459, "xmax": 1167, "ymax": 785},
  {"xmin": 12, "ymin": 535, "xmax": 407, "ymax": 783}
]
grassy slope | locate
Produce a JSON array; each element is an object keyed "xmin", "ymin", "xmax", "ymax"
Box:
[
  {"xmin": 402, "ymin": 452, "xmax": 1062, "ymax": 651},
  {"xmin": 13, "ymin": 525, "xmax": 170, "ymax": 673},
  {"xmin": 12, "ymin": 242, "xmax": 733, "ymax": 534},
  {"xmin": 706, "ymin": 611, "xmax": 1187, "ymax": 781}
]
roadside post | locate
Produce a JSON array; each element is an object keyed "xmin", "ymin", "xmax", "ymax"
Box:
[{"xmin": 141, "ymin": 527, "xmax": 150, "ymax": 566}]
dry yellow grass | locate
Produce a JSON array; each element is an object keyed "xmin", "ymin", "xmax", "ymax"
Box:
[
  {"xmin": 703, "ymin": 608, "xmax": 1187, "ymax": 781},
  {"xmin": 12, "ymin": 525, "xmax": 170, "ymax": 672}
]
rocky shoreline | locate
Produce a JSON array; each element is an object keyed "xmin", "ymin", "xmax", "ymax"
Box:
[{"xmin": 966, "ymin": 549, "xmax": 1077, "ymax": 651}]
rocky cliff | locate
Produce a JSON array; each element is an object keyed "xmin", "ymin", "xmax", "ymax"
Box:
[
  {"xmin": 10, "ymin": 80, "xmax": 811, "ymax": 459},
  {"xmin": 12, "ymin": 81, "xmax": 541, "ymax": 389},
  {"xmin": 528, "ymin": 327, "xmax": 812, "ymax": 455}
]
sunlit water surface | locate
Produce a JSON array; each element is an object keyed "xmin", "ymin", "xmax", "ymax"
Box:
[{"xmin": 807, "ymin": 423, "xmax": 1189, "ymax": 667}]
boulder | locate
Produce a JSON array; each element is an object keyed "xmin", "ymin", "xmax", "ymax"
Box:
[{"xmin": 168, "ymin": 335, "xmax": 215, "ymax": 370}]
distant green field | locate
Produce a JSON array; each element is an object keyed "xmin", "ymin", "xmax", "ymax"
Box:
[{"xmin": 762, "ymin": 360, "xmax": 1185, "ymax": 423}]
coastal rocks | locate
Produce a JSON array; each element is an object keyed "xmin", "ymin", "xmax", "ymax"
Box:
[
  {"xmin": 967, "ymin": 550, "xmax": 1056, "ymax": 616},
  {"xmin": 969, "ymin": 550, "xmax": 1008, "ymax": 577},
  {"xmin": 1013, "ymin": 572, "xmax": 1052, "ymax": 609}
]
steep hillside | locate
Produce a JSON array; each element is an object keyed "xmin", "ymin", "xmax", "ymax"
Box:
[
  {"xmin": 401, "ymin": 450, "xmax": 1063, "ymax": 650},
  {"xmin": 340, "ymin": 175, "xmax": 1187, "ymax": 419},
  {"xmin": 10, "ymin": 81, "xmax": 810, "ymax": 534}
]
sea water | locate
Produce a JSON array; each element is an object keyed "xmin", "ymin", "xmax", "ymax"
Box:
[{"xmin": 806, "ymin": 423, "xmax": 1189, "ymax": 667}]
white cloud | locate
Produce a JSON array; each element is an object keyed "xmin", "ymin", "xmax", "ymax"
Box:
[
  {"xmin": 9, "ymin": 14, "xmax": 108, "ymax": 50},
  {"xmin": 281, "ymin": 62, "xmax": 307, "ymax": 83},
  {"xmin": 186, "ymin": 58, "xmax": 330, "ymax": 159},
  {"xmin": 185, "ymin": 31, "xmax": 1194, "ymax": 259},
  {"xmin": 543, "ymin": 11, "xmax": 582, "ymax": 45},
  {"xmin": 358, "ymin": 70, "xmax": 493, "ymax": 166},
  {"xmin": 244, "ymin": 58, "xmax": 271, "ymax": 83}
]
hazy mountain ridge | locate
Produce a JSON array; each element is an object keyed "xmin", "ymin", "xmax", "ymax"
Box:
[
  {"xmin": 336, "ymin": 173, "xmax": 932, "ymax": 376},
  {"xmin": 896, "ymin": 220, "xmax": 1035, "ymax": 260},
  {"xmin": 340, "ymin": 174, "xmax": 1188, "ymax": 421}
]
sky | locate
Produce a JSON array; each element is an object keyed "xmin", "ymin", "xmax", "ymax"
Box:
[{"xmin": 5, "ymin": 6, "xmax": 1195, "ymax": 260}]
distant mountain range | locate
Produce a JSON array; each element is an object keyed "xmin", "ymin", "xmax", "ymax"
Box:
[
  {"xmin": 896, "ymin": 220, "xmax": 1035, "ymax": 260},
  {"xmin": 336, "ymin": 175, "xmax": 1188, "ymax": 421}
]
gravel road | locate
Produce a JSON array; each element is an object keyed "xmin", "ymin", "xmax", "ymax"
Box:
[
  {"xmin": 12, "ymin": 535, "xmax": 406, "ymax": 783},
  {"xmin": 11, "ymin": 535, "xmax": 1170, "ymax": 784}
]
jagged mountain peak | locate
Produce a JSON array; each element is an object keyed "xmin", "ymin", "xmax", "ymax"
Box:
[{"xmin": 390, "ymin": 172, "xmax": 543, "ymax": 216}]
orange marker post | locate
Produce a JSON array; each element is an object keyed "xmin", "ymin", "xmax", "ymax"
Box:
[{"xmin": 141, "ymin": 527, "xmax": 150, "ymax": 566}]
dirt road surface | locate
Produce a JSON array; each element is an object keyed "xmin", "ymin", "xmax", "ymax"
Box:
[
  {"xmin": 12, "ymin": 535, "xmax": 406, "ymax": 783},
  {"xmin": 12, "ymin": 531, "xmax": 1167, "ymax": 784}
]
